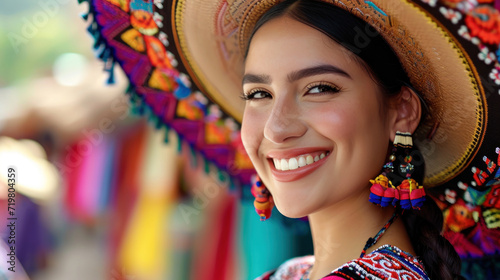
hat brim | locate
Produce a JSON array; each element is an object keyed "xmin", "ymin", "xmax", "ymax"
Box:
[{"xmin": 174, "ymin": 0, "xmax": 486, "ymax": 187}]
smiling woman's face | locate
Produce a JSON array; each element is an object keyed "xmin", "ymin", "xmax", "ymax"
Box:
[{"xmin": 241, "ymin": 16, "xmax": 397, "ymax": 218}]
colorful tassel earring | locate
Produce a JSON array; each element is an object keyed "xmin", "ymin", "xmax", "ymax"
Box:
[
  {"xmin": 251, "ymin": 175, "xmax": 274, "ymax": 221},
  {"xmin": 370, "ymin": 132, "xmax": 426, "ymax": 210},
  {"xmin": 369, "ymin": 145, "xmax": 398, "ymax": 207}
]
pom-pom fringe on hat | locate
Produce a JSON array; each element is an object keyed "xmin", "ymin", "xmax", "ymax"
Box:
[{"xmin": 81, "ymin": 0, "xmax": 500, "ymax": 268}]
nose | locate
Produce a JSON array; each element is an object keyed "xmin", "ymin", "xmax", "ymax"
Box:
[{"xmin": 263, "ymin": 97, "xmax": 307, "ymax": 144}]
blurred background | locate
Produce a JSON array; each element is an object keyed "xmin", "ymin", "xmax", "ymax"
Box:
[
  {"xmin": 0, "ymin": 1, "xmax": 313, "ymax": 279},
  {"xmin": 3, "ymin": 1, "xmax": 500, "ymax": 280}
]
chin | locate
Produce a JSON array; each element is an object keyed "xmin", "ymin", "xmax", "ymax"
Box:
[{"xmin": 273, "ymin": 197, "xmax": 313, "ymax": 219}]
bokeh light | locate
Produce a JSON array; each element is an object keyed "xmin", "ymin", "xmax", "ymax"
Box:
[{"xmin": 53, "ymin": 53, "xmax": 89, "ymax": 86}]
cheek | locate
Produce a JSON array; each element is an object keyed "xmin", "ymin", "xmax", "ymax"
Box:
[
  {"xmin": 312, "ymin": 95, "xmax": 387, "ymax": 137},
  {"xmin": 308, "ymin": 102, "xmax": 356, "ymax": 139},
  {"xmin": 241, "ymin": 107, "xmax": 265, "ymax": 159},
  {"xmin": 310, "ymin": 99, "xmax": 388, "ymax": 167}
]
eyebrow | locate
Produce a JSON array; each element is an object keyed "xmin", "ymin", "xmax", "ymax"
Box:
[
  {"xmin": 288, "ymin": 64, "xmax": 352, "ymax": 81},
  {"xmin": 242, "ymin": 64, "xmax": 351, "ymax": 86},
  {"xmin": 242, "ymin": 73, "xmax": 271, "ymax": 85}
]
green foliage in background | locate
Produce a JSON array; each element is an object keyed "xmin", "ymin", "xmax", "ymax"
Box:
[{"xmin": 0, "ymin": 0, "xmax": 92, "ymax": 86}]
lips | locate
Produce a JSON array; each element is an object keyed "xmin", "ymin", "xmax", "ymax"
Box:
[{"xmin": 266, "ymin": 148, "xmax": 331, "ymax": 182}]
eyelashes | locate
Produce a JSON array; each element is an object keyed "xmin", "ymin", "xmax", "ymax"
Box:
[
  {"xmin": 305, "ymin": 82, "xmax": 341, "ymax": 95},
  {"xmin": 241, "ymin": 82, "xmax": 342, "ymax": 101},
  {"xmin": 240, "ymin": 88, "xmax": 270, "ymax": 100}
]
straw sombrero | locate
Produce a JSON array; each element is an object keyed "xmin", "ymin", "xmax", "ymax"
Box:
[{"xmin": 81, "ymin": 0, "xmax": 500, "ymax": 272}]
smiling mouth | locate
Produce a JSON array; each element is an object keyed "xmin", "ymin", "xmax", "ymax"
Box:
[{"xmin": 271, "ymin": 151, "xmax": 330, "ymax": 171}]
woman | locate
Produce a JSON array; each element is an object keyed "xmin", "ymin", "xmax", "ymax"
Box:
[
  {"xmin": 85, "ymin": 0, "xmax": 500, "ymax": 278},
  {"xmin": 243, "ymin": 1, "xmax": 461, "ymax": 279}
]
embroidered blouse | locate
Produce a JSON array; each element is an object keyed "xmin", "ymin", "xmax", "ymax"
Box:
[{"xmin": 255, "ymin": 244, "xmax": 430, "ymax": 280}]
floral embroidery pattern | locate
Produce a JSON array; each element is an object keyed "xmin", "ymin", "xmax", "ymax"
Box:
[
  {"xmin": 458, "ymin": 25, "xmax": 472, "ymax": 39},
  {"xmin": 457, "ymin": 0, "xmax": 478, "ymax": 13},
  {"xmin": 419, "ymin": 3, "xmax": 500, "ymax": 275},
  {"xmin": 465, "ymin": 5, "xmax": 500, "ymax": 45},
  {"xmin": 441, "ymin": 0, "xmax": 466, "ymax": 8},
  {"xmin": 439, "ymin": 146, "xmax": 500, "ymax": 258},
  {"xmin": 440, "ymin": 6, "xmax": 463, "ymax": 23},
  {"xmin": 256, "ymin": 246, "xmax": 429, "ymax": 280},
  {"xmin": 478, "ymin": 45, "xmax": 497, "ymax": 64},
  {"xmin": 423, "ymin": 0, "xmax": 437, "ymax": 7},
  {"xmin": 429, "ymin": 1, "xmax": 500, "ymax": 95},
  {"xmin": 490, "ymin": 67, "xmax": 500, "ymax": 85}
]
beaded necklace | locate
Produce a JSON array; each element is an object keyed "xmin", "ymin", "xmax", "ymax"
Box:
[{"xmin": 300, "ymin": 211, "xmax": 400, "ymax": 280}]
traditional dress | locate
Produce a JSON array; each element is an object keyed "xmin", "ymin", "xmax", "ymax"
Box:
[{"xmin": 256, "ymin": 245, "xmax": 430, "ymax": 280}]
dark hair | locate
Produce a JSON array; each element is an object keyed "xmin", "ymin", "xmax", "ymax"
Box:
[
  {"xmin": 246, "ymin": 0, "xmax": 410, "ymax": 96},
  {"xmin": 402, "ymin": 198, "xmax": 465, "ymax": 280},
  {"xmin": 246, "ymin": 0, "xmax": 463, "ymax": 279}
]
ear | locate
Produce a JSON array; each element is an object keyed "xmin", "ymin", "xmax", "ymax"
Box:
[{"xmin": 389, "ymin": 86, "xmax": 422, "ymax": 140}]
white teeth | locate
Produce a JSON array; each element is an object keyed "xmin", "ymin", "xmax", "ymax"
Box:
[
  {"xmin": 298, "ymin": 156, "xmax": 306, "ymax": 167},
  {"xmin": 273, "ymin": 152, "xmax": 330, "ymax": 171},
  {"xmin": 274, "ymin": 158, "xmax": 281, "ymax": 170},
  {"xmin": 306, "ymin": 155, "xmax": 314, "ymax": 164},
  {"xmin": 288, "ymin": 158, "xmax": 298, "ymax": 170},
  {"xmin": 281, "ymin": 158, "xmax": 289, "ymax": 171}
]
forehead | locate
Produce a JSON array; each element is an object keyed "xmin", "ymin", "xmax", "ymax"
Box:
[{"xmin": 244, "ymin": 16, "xmax": 363, "ymax": 75}]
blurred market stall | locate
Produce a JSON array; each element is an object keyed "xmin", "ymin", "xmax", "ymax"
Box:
[{"xmin": 0, "ymin": 1, "xmax": 312, "ymax": 279}]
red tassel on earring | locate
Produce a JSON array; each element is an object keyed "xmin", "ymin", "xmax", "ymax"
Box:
[
  {"xmin": 369, "ymin": 174, "xmax": 398, "ymax": 207},
  {"xmin": 397, "ymin": 178, "xmax": 426, "ymax": 210},
  {"xmin": 398, "ymin": 179, "xmax": 412, "ymax": 210},
  {"xmin": 251, "ymin": 175, "xmax": 274, "ymax": 221},
  {"xmin": 410, "ymin": 186, "xmax": 426, "ymax": 209}
]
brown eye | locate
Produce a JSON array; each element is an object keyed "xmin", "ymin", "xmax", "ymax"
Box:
[
  {"xmin": 241, "ymin": 89, "xmax": 272, "ymax": 100},
  {"xmin": 251, "ymin": 91, "xmax": 270, "ymax": 99},
  {"xmin": 306, "ymin": 83, "xmax": 341, "ymax": 95}
]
